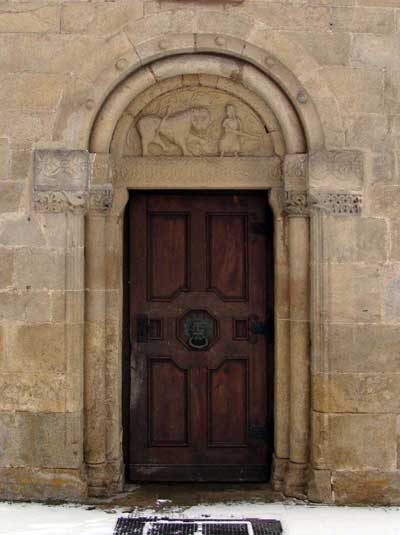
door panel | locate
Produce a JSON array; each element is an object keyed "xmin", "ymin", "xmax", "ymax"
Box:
[{"xmin": 128, "ymin": 192, "xmax": 273, "ymax": 482}]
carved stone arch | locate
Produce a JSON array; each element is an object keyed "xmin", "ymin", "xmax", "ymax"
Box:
[
  {"xmin": 52, "ymin": 29, "xmax": 332, "ymax": 151},
  {"xmin": 89, "ymin": 54, "xmax": 309, "ymax": 155}
]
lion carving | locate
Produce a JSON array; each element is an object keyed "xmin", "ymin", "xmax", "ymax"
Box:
[{"xmin": 137, "ymin": 107, "xmax": 211, "ymax": 156}]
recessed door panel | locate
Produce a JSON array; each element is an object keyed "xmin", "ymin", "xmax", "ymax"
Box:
[
  {"xmin": 148, "ymin": 357, "xmax": 189, "ymax": 446},
  {"xmin": 208, "ymin": 358, "xmax": 248, "ymax": 447},
  {"xmin": 148, "ymin": 212, "xmax": 190, "ymax": 301},
  {"xmin": 207, "ymin": 214, "xmax": 248, "ymax": 301}
]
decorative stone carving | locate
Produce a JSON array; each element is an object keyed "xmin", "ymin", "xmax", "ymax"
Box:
[
  {"xmin": 89, "ymin": 186, "xmax": 114, "ymax": 213},
  {"xmin": 309, "ymin": 151, "xmax": 364, "ymax": 190},
  {"xmin": 137, "ymin": 107, "xmax": 211, "ymax": 156},
  {"xmin": 33, "ymin": 191, "xmax": 87, "ymax": 213},
  {"xmin": 284, "ymin": 191, "xmax": 309, "ymax": 216},
  {"xmin": 125, "ymin": 87, "xmax": 276, "ymax": 157},
  {"xmin": 284, "ymin": 191, "xmax": 363, "ymax": 217},
  {"xmin": 34, "ymin": 150, "xmax": 89, "ymax": 191},
  {"xmin": 33, "ymin": 150, "xmax": 90, "ymax": 213},
  {"xmin": 309, "ymin": 192, "xmax": 362, "ymax": 216}
]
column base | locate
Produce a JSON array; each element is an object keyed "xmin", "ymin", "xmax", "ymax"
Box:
[
  {"xmin": 284, "ymin": 461, "xmax": 308, "ymax": 499},
  {"xmin": 87, "ymin": 461, "xmax": 124, "ymax": 497},
  {"xmin": 271, "ymin": 455, "xmax": 288, "ymax": 492}
]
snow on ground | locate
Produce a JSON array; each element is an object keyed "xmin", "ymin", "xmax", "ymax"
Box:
[{"xmin": 1, "ymin": 501, "xmax": 400, "ymax": 535}]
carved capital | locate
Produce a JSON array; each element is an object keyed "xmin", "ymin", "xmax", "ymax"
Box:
[
  {"xmin": 89, "ymin": 186, "xmax": 114, "ymax": 213},
  {"xmin": 283, "ymin": 191, "xmax": 309, "ymax": 217},
  {"xmin": 309, "ymin": 192, "xmax": 362, "ymax": 216},
  {"xmin": 34, "ymin": 150, "xmax": 89, "ymax": 190},
  {"xmin": 283, "ymin": 154, "xmax": 308, "ymax": 192},
  {"xmin": 33, "ymin": 190, "xmax": 88, "ymax": 213}
]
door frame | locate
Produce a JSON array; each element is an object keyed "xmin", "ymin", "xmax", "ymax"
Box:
[{"xmin": 122, "ymin": 189, "xmax": 276, "ymax": 483}]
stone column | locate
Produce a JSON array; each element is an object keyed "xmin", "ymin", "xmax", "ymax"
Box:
[
  {"xmin": 284, "ymin": 191, "xmax": 310, "ymax": 498},
  {"xmin": 281, "ymin": 155, "xmax": 311, "ymax": 498},
  {"xmin": 85, "ymin": 159, "xmax": 116, "ymax": 496},
  {"xmin": 268, "ymin": 189, "xmax": 290, "ymax": 491}
]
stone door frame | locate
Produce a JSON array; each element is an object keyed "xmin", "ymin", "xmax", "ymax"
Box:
[{"xmin": 33, "ymin": 47, "xmax": 364, "ymax": 499}]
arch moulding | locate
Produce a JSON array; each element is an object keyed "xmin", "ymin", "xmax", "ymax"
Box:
[{"xmin": 33, "ymin": 46, "xmax": 364, "ymax": 502}]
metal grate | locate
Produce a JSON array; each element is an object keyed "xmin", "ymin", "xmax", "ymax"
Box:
[{"xmin": 113, "ymin": 518, "xmax": 282, "ymax": 535}]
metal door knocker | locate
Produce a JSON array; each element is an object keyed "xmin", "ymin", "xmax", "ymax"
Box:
[{"xmin": 179, "ymin": 309, "xmax": 218, "ymax": 351}]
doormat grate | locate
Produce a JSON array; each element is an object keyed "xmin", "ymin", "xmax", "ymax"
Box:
[{"xmin": 113, "ymin": 518, "xmax": 282, "ymax": 535}]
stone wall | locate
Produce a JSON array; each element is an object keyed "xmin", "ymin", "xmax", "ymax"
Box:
[{"xmin": 0, "ymin": 0, "xmax": 399, "ymax": 504}]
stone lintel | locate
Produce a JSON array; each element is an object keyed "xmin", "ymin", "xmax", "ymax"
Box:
[{"xmin": 112, "ymin": 156, "xmax": 283, "ymax": 190}]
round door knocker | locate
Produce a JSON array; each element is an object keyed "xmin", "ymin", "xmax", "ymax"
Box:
[{"xmin": 178, "ymin": 309, "xmax": 218, "ymax": 351}]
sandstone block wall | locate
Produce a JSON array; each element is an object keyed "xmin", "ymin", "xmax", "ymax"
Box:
[{"xmin": 0, "ymin": 0, "xmax": 399, "ymax": 504}]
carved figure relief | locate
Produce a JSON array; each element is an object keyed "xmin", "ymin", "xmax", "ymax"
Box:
[
  {"xmin": 123, "ymin": 87, "xmax": 275, "ymax": 157},
  {"xmin": 137, "ymin": 107, "xmax": 211, "ymax": 156}
]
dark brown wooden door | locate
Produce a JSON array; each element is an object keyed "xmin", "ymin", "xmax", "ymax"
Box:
[{"xmin": 128, "ymin": 192, "xmax": 273, "ymax": 482}]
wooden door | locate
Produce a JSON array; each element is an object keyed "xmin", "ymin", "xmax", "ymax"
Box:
[{"xmin": 127, "ymin": 192, "xmax": 273, "ymax": 482}]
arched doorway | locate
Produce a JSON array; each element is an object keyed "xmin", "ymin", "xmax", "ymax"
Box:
[{"xmin": 84, "ymin": 51, "xmax": 316, "ymax": 497}]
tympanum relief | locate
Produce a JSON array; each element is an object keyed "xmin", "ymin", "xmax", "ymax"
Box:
[{"xmin": 121, "ymin": 87, "xmax": 276, "ymax": 157}]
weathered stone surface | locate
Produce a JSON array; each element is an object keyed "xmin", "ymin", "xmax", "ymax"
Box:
[
  {"xmin": 0, "ymin": 467, "xmax": 86, "ymax": 501},
  {"xmin": 384, "ymin": 71, "xmax": 400, "ymax": 116},
  {"xmin": 0, "ymin": 373, "xmax": 65, "ymax": 412},
  {"xmin": 0, "ymin": 138, "xmax": 10, "ymax": 180},
  {"xmin": 7, "ymin": 324, "xmax": 65, "ymax": 373},
  {"xmin": 367, "ymin": 185, "xmax": 400, "ymax": 218},
  {"xmin": 0, "ymin": 412, "xmax": 82, "ymax": 469},
  {"xmin": 344, "ymin": 115, "xmax": 391, "ymax": 152},
  {"xmin": 323, "ymin": 68, "xmax": 383, "ymax": 114},
  {"xmin": 308, "ymin": 468, "xmax": 333, "ymax": 504},
  {"xmin": 0, "ymin": 326, "xmax": 5, "ymax": 362},
  {"xmin": 333, "ymin": 471, "xmax": 400, "ymax": 505},
  {"xmin": 0, "ymin": 248, "xmax": 13, "ymax": 289},
  {"xmin": 0, "ymin": 215, "xmax": 45, "ymax": 247},
  {"xmin": 327, "ymin": 217, "xmax": 387, "ymax": 263},
  {"xmin": 0, "ymin": 73, "xmax": 64, "ymax": 111},
  {"xmin": 313, "ymin": 373, "xmax": 400, "ymax": 413},
  {"xmin": 61, "ymin": 2, "xmax": 143, "ymax": 34},
  {"xmin": 125, "ymin": 9, "xmax": 195, "ymax": 46},
  {"xmin": 0, "ymin": 4, "xmax": 60, "ymax": 33},
  {"xmin": 14, "ymin": 248, "xmax": 65, "ymax": 290},
  {"xmin": 0, "ymin": 182, "xmax": 23, "ymax": 213},
  {"xmin": 233, "ymin": 2, "xmax": 331, "ymax": 31},
  {"xmin": 327, "ymin": 414, "xmax": 397, "ymax": 471},
  {"xmin": 367, "ymin": 152, "xmax": 395, "ymax": 185},
  {"xmin": 383, "ymin": 266, "xmax": 400, "ymax": 323},
  {"xmin": 390, "ymin": 220, "xmax": 400, "ymax": 262},
  {"xmin": 282, "ymin": 31, "xmax": 350, "ymax": 66},
  {"xmin": 352, "ymin": 34, "xmax": 400, "ymax": 71},
  {"xmin": 328, "ymin": 323, "xmax": 400, "ymax": 373},
  {"xmin": 331, "ymin": 7, "xmax": 395, "ymax": 34},
  {"xmin": 329, "ymin": 264, "xmax": 382, "ymax": 322}
]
